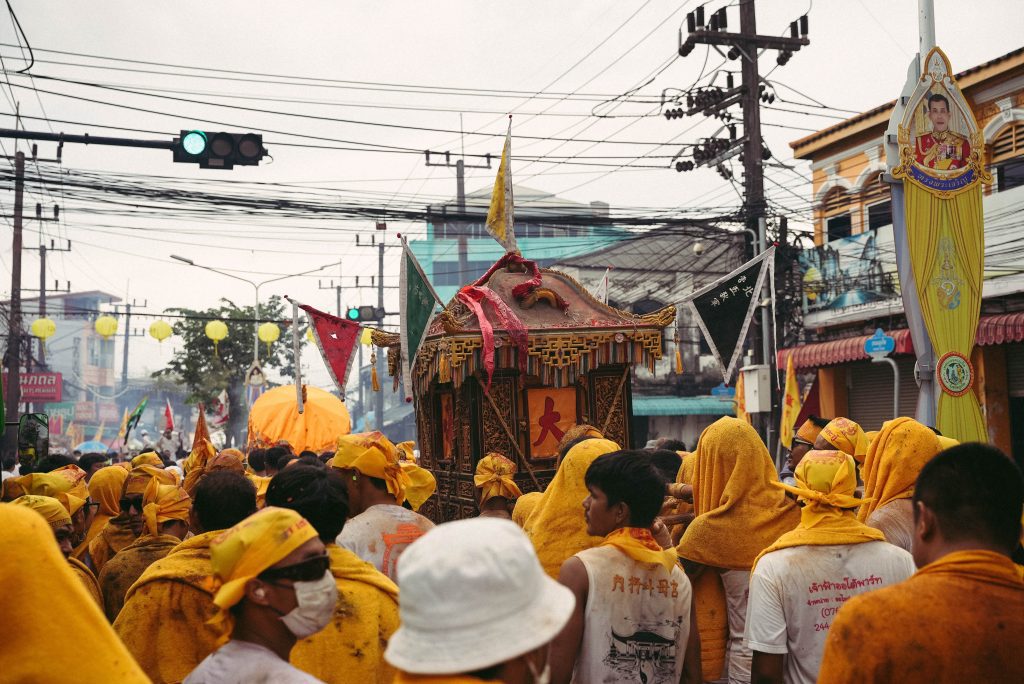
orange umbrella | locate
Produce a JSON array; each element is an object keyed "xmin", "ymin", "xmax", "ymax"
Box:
[{"xmin": 247, "ymin": 385, "xmax": 351, "ymax": 454}]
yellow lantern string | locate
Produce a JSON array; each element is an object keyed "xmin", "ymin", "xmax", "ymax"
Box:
[
  {"xmin": 30, "ymin": 317, "xmax": 56, "ymax": 353},
  {"xmin": 94, "ymin": 315, "xmax": 118, "ymax": 340},
  {"xmin": 205, "ymin": 320, "xmax": 228, "ymax": 359},
  {"xmin": 370, "ymin": 347, "xmax": 380, "ymax": 392}
]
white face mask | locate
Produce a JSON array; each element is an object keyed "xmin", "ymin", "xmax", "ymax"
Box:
[{"xmin": 279, "ymin": 570, "xmax": 338, "ymax": 639}]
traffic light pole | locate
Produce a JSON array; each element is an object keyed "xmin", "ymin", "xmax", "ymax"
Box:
[{"xmin": 377, "ymin": 233, "xmax": 385, "ymax": 431}]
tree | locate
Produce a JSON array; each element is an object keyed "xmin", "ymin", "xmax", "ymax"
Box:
[{"xmin": 154, "ymin": 296, "xmax": 305, "ymax": 446}]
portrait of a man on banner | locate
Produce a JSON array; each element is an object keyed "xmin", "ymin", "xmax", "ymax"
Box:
[{"xmin": 913, "ymin": 89, "xmax": 971, "ymax": 171}]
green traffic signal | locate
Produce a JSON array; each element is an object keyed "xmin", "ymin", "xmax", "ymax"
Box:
[
  {"xmin": 181, "ymin": 130, "xmax": 208, "ymax": 156},
  {"xmin": 346, "ymin": 307, "xmax": 361, "ymax": 321}
]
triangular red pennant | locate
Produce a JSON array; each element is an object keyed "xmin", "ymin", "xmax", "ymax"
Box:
[{"xmin": 298, "ymin": 302, "xmax": 361, "ymax": 396}]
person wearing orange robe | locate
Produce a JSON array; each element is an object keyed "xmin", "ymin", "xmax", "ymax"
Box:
[
  {"xmin": 819, "ymin": 443, "xmax": 1024, "ymax": 683},
  {"xmin": 89, "ymin": 464, "xmax": 177, "ymax": 573},
  {"xmin": 74, "ymin": 464, "xmax": 128, "ymax": 565},
  {"xmin": 114, "ymin": 470, "xmax": 257, "ymax": 683}
]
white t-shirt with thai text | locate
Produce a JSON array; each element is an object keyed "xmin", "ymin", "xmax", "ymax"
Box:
[
  {"xmin": 745, "ymin": 541, "xmax": 915, "ymax": 684},
  {"xmin": 336, "ymin": 504, "xmax": 434, "ymax": 583}
]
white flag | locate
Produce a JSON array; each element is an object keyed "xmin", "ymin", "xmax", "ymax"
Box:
[{"xmin": 594, "ymin": 267, "xmax": 611, "ymax": 304}]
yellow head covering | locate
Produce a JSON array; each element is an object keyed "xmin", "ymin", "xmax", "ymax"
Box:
[
  {"xmin": 13, "ymin": 494, "xmax": 72, "ymax": 528},
  {"xmin": 124, "ymin": 464, "xmax": 178, "ymax": 496},
  {"xmin": 209, "ymin": 507, "xmax": 319, "ymax": 614},
  {"xmin": 142, "ymin": 476, "xmax": 192, "ymax": 537},
  {"xmin": 676, "ymin": 416, "xmax": 799, "ymax": 570},
  {"xmin": 396, "ymin": 441, "xmax": 416, "ymax": 462},
  {"xmin": 474, "ymin": 453, "xmax": 523, "ymax": 505},
  {"xmin": 208, "ymin": 449, "xmax": 246, "ymax": 475},
  {"xmin": 132, "ymin": 452, "xmax": 165, "ymax": 468},
  {"xmin": 753, "ymin": 450, "xmax": 885, "ymax": 570},
  {"xmin": 332, "ymin": 431, "xmax": 387, "ymax": 470},
  {"xmin": 58, "ymin": 492, "xmax": 87, "ymax": 517},
  {"xmin": 557, "ymin": 424, "xmax": 603, "ymax": 454},
  {"xmin": 796, "ymin": 417, "xmax": 826, "ymax": 445},
  {"xmin": 400, "ymin": 462, "xmax": 436, "ymax": 511},
  {"xmin": 523, "ymin": 438, "xmax": 621, "ymax": 578},
  {"xmin": 89, "ymin": 465, "xmax": 130, "ymax": 518},
  {"xmin": 937, "ymin": 435, "xmax": 959, "ymax": 451},
  {"xmin": 858, "ymin": 416, "xmax": 942, "ymax": 522},
  {"xmin": 511, "ymin": 491, "xmax": 543, "ymax": 527},
  {"xmin": 819, "ymin": 417, "xmax": 869, "ymax": 463},
  {"xmin": 4, "ymin": 464, "xmax": 89, "ymax": 502}
]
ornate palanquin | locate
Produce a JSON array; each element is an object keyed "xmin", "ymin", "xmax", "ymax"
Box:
[{"xmin": 376, "ymin": 259, "xmax": 675, "ymax": 522}]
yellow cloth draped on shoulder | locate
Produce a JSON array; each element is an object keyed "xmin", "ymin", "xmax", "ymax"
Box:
[
  {"xmin": 115, "ymin": 530, "xmax": 233, "ymax": 684},
  {"xmin": 599, "ymin": 527, "xmax": 677, "ymax": 572},
  {"xmin": 68, "ymin": 555, "xmax": 103, "ymax": 607},
  {"xmin": 753, "ymin": 450, "xmax": 884, "ymax": 571},
  {"xmin": 523, "ymin": 438, "xmax": 621, "ymax": 578},
  {"xmin": 75, "ymin": 465, "xmax": 129, "ymax": 561},
  {"xmin": 857, "ymin": 416, "xmax": 942, "ymax": 522},
  {"xmin": 0, "ymin": 503, "xmax": 150, "ymax": 682},
  {"xmin": 291, "ymin": 544, "xmax": 401, "ymax": 684},
  {"xmin": 675, "ymin": 417, "xmax": 799, "ymax": 683},
  {"xmin": 511, "ymin": 491, "xmax": 542, "ymax": 528}
]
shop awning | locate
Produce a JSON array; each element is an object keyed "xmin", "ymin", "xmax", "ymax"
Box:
[
  {"xmin": 779, "ymin": 311, "xmax": 1024, "ymax": 370},
  {"xmin": 631, "ymin": 395, "xmax": 736, "ymax": 417}
]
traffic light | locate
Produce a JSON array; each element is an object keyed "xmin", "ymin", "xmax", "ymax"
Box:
[
  {"xmin": 346, "ymin": 305, "xmax": 384, "ymax": 322},
  {"xmin": 173, "ymin": 130, "xmax": 267, "ymax": 169}
]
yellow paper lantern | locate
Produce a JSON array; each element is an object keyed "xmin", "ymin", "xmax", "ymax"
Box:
[
  {"xmin": 94, "ymin": 315, "xmax": 118, "ymax": 339},
  {"xmin": 149, "ymin": 320, "xmax": 173, "ymax": 343},
  {"xmin": 205, "ymin": 320, "xmax": 228, "ymax": 357},
  {"xmin": 258, "ymin": 322, "xmax": 280, "ymax": 344},
  {"xmin": 360, "ymin": 328, "xmax": 373, "ymax": 346},
  {"xmin": 30, "ymin": 317, "xmax": 56, "ymax": 341}
]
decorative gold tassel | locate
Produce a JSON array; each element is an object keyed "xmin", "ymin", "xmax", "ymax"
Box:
[
  {"xmin": 370, "ymin": 348, "xmax": 381, "ymax": 392},
  {"xmin": 674, "ymin": 334, "xmax": 683, "ymax": 374},
  {"xmin": 438, "ymin": 351, "xmax": 451, "ymax": 384}
]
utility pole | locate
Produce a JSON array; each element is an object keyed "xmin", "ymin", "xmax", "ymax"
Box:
[
  {"xmin": 675, "ymin": 0, "xmax": 809, "ymax": 447},
  {"xmin": 114, "ymin": 299, "xmax": 147, "ymax": 390},
  {"xmin": 425, "ymin": 150, "xmax": 492, "ymax": 279},
  {"xmin": 376, "ymin": 223, "xmax": 386, "ymax": 431},
  {"xmin": 3, "ymin": 151, "xmax": 24, "ymax": 453},
  {"xmin": 23, "ymin": 231, "xmax": 72, "ymax": 369}
]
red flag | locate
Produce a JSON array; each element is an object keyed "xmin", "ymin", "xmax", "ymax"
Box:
[
  {"xmin": 164, "ymin": 398, "xmax": 174, "ymax": 431},
  {"xmin": 297, "ymin": 301, "xmax": 361, "ymax": 395}
]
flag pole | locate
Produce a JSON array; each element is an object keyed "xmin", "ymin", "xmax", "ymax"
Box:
[{"xmin": 292, "ymin": 299, "xmax": 304, "ymax": 414}]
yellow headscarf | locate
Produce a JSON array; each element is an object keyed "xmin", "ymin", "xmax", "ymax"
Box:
[
  {"xmin": 58, "ymin": 492, "xmax": 87, "ymax": 517},
  {"xmin": 124, "ymin": 464, "xmax": 179, "ymax": 497},
  {"xmin": 937, "ymin": 435, "xmax": 960, "ymax": 451},
  {"xmin": 753, "ymin": 450, "xmax": 885, "ymax": 570},
  {"xmin": 208, "ymin": 449, "xmax": 246, "ymax": 474},
  {"xmin": 858, "ymin": 416, "xmax": 942, "ymax": 522},
  {"xmin": 819, "ymin": 417, "xmax": 869, "ymax": 463},
  {"xmin": 209, "ymin": 507, "xmax": 319, "ymax": 614},
  {"xmin": 523, "ymin": 438, "xmax": 621, "ymax": 578},
  {"xmin": 75, "ymin": 465, "xmax": 130, "ymax": 559},
  {"xmin": 676, "ymin": 416, "xmax": 799, "ymax": 570},
  {"xmin": 142, "ymin": 476, "xmax": 192, "ymax": 537},
  {"xmin": 13, "ymin": 494, "xmax": 72, "ymax": 528},
  {"xmin": 511, "ymin": 491, "xmax": 543, "ymax": 527},
  {"xmin": 400, "ymin": 462, "xmax": 436, "ymax": 511},
  {"xmin": 340, "ymin": 432, "xmax": 431, "ymax": 507},
  {"xmin": 474, "ymin": 453, "xmax": 523, "ymax": 505},
  {"xmin": 132, "ymin": 452, "xmax": 165, "ymax": 468}
]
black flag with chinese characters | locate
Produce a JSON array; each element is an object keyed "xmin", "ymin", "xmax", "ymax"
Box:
[{"xmin": 682, "ymin": 247, "xmax": 775, "ymax": 384}]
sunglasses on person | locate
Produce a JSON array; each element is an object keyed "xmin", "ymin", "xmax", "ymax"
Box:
[
  {"xmin": 791, "ymin": 438, "xmax": 813, "ymax": 450},
  {"xmin": 120, "ymin": 495, "xmax": 144, "ymax": 513},
  {"xmin": 258, "ymin": 554, "xmax": 330, "ymax": 583}
]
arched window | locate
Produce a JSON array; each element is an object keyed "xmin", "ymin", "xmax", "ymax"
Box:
[
  {"xmin": 821, "ymin": 187, "xmax": 852, "ymax": 242},
  {"xmin": 990, "ymin": 122, "xmax": 1024, "ymax": 192}
]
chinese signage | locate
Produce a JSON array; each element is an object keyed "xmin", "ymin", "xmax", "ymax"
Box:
[
  {"xmin": 2, "ymin": 371, "xmax": 62, "ymax": 402},
  {"xmin": 527, "ymin": 387, "xmax": 577, "ymax": 458}
]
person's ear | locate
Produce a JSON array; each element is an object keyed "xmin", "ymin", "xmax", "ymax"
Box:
[
  {"xmin": 914, "ymin": 500, "xmax": 937, "ymax": 543},
  {"xmin": 246, "ymin": 578, "xmax": 271, "ymax": 606},
  {"xmin": 615, "ymin": 501, "xmax": 630, "ymax": 526}
]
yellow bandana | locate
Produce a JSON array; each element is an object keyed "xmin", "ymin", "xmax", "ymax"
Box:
[
  {"xmin": 132, "ymin": 452, "xmax": 164, "ymax": 468},
  {"xmin": 142, "ymin": 476, "xmax": 192, "ymax": 537},
  {"xmin": 209, "ymin": 507, "xmax": 319, "ymax": 614},
  {"xmin": 473, "ymin": 453, "xmax": 523, "ymax": 505},
  {"xmin": 796, "ymin": 418, "xmax": 825, "ymax": 445},
  {"xmin": 819, "ymin": 417, "xmax": 869, "ymax": 463},
  {"xmin": 13, "ymin": 494, "xmax": 72, "ymax": 529},
  {"xmin": 600, "ymin": 527, "xmax": 677, "ymax": 573}
]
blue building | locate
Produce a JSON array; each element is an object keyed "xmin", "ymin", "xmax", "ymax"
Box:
[{"xmin": 409, "ymin": 184, "xmax": 629, "ymax": 303}]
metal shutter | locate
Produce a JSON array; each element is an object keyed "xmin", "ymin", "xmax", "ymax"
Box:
[
  {"xmin": 846, "ymin": 357, "xmax": 920, "ymax": 431},
  {"xmin": 1007, "ymin": 343, "xmax": 1024, "ymax": 398}
]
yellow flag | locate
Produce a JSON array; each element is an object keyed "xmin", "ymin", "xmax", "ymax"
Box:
[
  {"xmin": 485, "ymin": 121, "xmax": 517, "ymax": 253},
  {"xmin": 93, "ymin": 421, "xmax": 106, "ymax": 442},
  {"xmin": 779, "ymin": 355, "xmax": 802, "ymax": 448},
  {"xmin": 735, "ymin": 372, "xmax": 749, "ymax": 424},
  {"xmin": 116, "ymin": 407, "xmax": 130, "ymax": 442}
]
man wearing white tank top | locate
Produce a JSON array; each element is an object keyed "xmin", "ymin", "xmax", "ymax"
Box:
[{"xmin": 549, "ymin": 450, "xmax": 701, "ymax": 684}]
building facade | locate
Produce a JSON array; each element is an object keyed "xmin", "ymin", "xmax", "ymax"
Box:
[{"xmin": 784, "ymin": 47, "xmax": 1024, "ymax": 462}]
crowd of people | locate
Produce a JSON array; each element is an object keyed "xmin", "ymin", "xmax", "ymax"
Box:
[{"xmin": 1, "ymin": 412, "xmax": 1022, "ymax": 683}]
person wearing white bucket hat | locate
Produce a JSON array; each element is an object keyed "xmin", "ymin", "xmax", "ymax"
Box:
[{"xmin": 384, "ymin": 517, "xmax": 575, "ymax": 683}]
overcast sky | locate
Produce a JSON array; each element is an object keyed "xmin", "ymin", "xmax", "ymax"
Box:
[{"xmin": 1, "ymin": 0, "xmax": 1020, "ymax": 387}]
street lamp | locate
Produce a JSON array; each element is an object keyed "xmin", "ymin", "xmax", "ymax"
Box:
[{"xmin": 170, "ymin": 255, "xmax": 340, "ymax": 363}]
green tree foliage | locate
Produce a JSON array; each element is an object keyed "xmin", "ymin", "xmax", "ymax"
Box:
[{"xmin": 154, "ymin": 296, "xmax": 305, "ymax": 445}]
